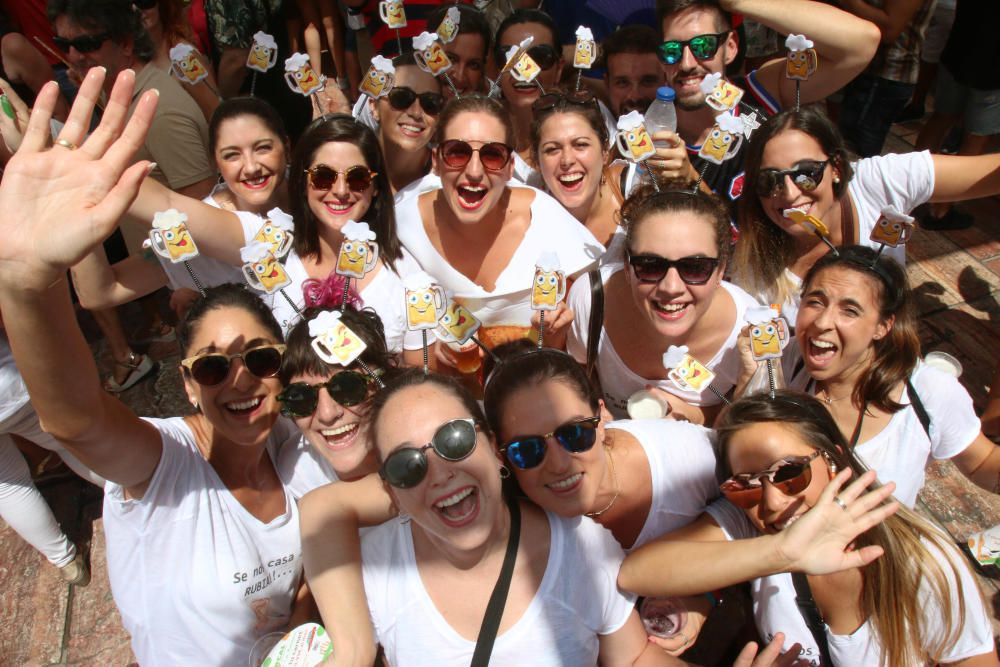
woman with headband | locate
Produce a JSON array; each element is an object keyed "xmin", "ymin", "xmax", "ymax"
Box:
[{"xmin": 620, "ymin": 391, "xmax": 997, "ymax": 666}]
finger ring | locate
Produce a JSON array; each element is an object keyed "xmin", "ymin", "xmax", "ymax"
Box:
[
  {"xmin": 833, "ymin": 496, "xmax": 848, "ymax": 511},
  {"xmin": 55, "ymin": 138, "xmax": 78, "ymax": 150}
]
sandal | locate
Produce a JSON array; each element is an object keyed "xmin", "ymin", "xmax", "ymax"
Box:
[{"xmin": 104, "ymin": 352, "xmax": 157, "ymax": 393}]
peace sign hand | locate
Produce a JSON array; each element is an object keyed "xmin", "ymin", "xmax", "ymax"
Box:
[{"xmin": 0, "ymin": 67, "xmax": 157, "ymax": 292}]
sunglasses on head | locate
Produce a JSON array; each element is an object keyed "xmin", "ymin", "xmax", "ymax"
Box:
[
  {"xmin": 626, "ymin": 253, "xmax": 720, "ymax": 285},
  {"xmin": 379, "ymin": 418, "xmax": 479, "ymax": 488},
  {"xmin": 756, "ymin": 159, "xmax": 829, "ymax": 198},
  {"xmin": 278, "ymin": 370, "xmax": 374, "ymax": 418},
  {"xmin": 438, "ymin": 139, "xmax": 513, "ymax": 171},
  {"xmin": 501, "ymin": 416, "xmax": 601, "ymax": 470},
  {"xmin": 720, "ymin": 450, "xmax": 822, "ymax": 509},
  {"xmin": 52, "ymin": 33, "xmax": 112, "ymax": 54},
  {"xmin": 497, "ymin": 43, "xmax": 559, "ymax": 71},
  {"xmin": 181, "ymin": 344, "xmax": 286, "ymax": 387},
  {"xmin": 657, "ymin": 31, "xmax": 730, "ymax": 65},
  {"xmin": 305, "ymin": 164, "xmax": 377, "ymax": 192},
  {"xmin": 387, "ymin": 86, "xmax": 446, "ymax": 116},
  {"xmin": 532, "ymin": 89, "xmax": 597, "ymax": 113}
]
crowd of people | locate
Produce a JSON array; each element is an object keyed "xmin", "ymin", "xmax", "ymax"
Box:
[{"xmin": 0, "ymin": 0, "xmax": 998, "ymax": 665}]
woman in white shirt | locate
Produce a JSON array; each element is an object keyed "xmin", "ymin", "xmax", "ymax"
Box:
[
  {"xmin": 567, "ymin": 186, "xmax": 761, "ymax": 424},
  {"xmin": 620, "ymin": 391, "xmax": 997, "ymax": 666}
]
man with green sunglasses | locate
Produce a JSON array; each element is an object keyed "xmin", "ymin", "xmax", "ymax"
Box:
[{"xmin": 644, "ymin": 0, "xmax": 880, "ymax": 203}]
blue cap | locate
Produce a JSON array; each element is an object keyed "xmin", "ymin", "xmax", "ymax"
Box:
[{"xmin": 656, "ymin": 86, "xmax": 676, "ymax": 102}]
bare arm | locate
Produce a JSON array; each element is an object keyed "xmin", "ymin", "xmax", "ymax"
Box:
[
  {"xmin": 727, "ymin": 0, "xmax": 881, "ymax": 108},
  {"xmin": 300, "ymin": 474, "xmax": 396, "ymax": 667},
  {"xmin": 929, "ymin": 153, "xmax": 1000, "ymax": 203},
  {"xmin": 0, "ymin": 69, "xmax": 164, "ymax": 492},
  {"xmin": 598, "ymin": 611, "xmax": 686, "ymax": 667},
  {"xmin": 950, "ymin": 434, "xmax": 1000, "ymax": 493},
  {"xmin": 70, "ymin": 250, "xmax": 169, "ymax": 310}
]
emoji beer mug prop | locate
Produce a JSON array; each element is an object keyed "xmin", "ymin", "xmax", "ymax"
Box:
[
  {"xmin": 437, "ymin": 6, "xmax": 461, "ymax": 44},
  {"xmin": 149, "ymin": 209, "xmax": 200, "ymax": 263},
  {"xmin": 359, "ymin": 55, "xmax": 395, "ymax": 99},
  {"xmin": 309, "ymin": 310, "xmax": 368, "ymax": 367},
  {"xmin": 284, "ymin": 53, "xmax": 324, "ymax": 96},
  {"xmin": 252, "ymin": 208, "xmax": 294, "ymax": 258},
  {"xmin": 413, "ymin": 32, "xmax": 452, "ymax": 76},
  {"xmin": 530, "ymin": 252, "xmax": 566, "ymax": 348},
  {"xmin": 379, "ymin": 0, "xmax": 407, "ymax": 29},
  {"xmin": 437, "ymin": 297, "xmax": 485, "ymax": 376},
  {"xmin": 404, "ymin": 271, "xmax": 445, "ymax": 373},
  {"xmin": 785, "ymin": 34, "xmax": 817, "ymax": 81},
  {"xmin": 700, "ymin": 72, "xmax": 744, "ymax": 112},
  {"xmin": 336, "ymin": 220, "xmax": 380, "ymax": 280},
  {"xmin": 698, "ymin": 113, "xmax": 744, "ymax": 165},
  {"xmin": 169, "ymin": 43, "xmax": 209, "ymax": 84},
  {"xmin": 246, "ymin": 31, "xmax": 278, "ymax": 73},
  {"xmin": 663, "ymin": 345, "xmax": 730, "ymax": 404},
  {"xmin": 745, "ymin": 305, "xmax": 789, "ymax": 398},
  {"xmin": 241, "ymin": 241, "xmax": 292, "ymax": 294},
  {"xmin": 870, "ymin": 205, "xmax": 914, "ymax": 248}
]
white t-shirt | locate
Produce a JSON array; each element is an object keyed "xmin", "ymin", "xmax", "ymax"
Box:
[
  {"xmin": 744, "ymin": 151, "xmax": 935, "ymax": 324},
  {"xmin": 567, "ymin": 263, "xmax": 762, "ymax": 417},
  {"xmin": 707, "ymin": 498, "xmax": 994, "ymax": 666},
  {"xmin": 276, "ymin": 433, "xmax": 341, "ymax": 499},
  {"xmin": 395, "ymin": 176, "xmax": 604, "ymax": 338},
  {"xmin": 786, "ymin": 358, "xmax": 981, "ymax": 508},
  {"xmin": 360, "ymin": 510, "xmax": 636, "ymax": 666},
  {"xmin": 102, "ymin": 417, "xmax": 303, "ymax": 667},
  {"xmin": 607, "ymin": 419, "xmax": 719, "ymax": 551},
  {"xmin": 237, "ymin": 214, "xmax": 427, "ymax": 351}
]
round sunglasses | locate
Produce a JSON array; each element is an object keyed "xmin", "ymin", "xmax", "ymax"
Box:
[
  {"xmin": 626, "ymin": 253, "xmax": 720, "ymax": 285},
  {"xmin": 53, "ymin": 33, "xmax": 111, "ymax": 54},
  {"xmin": 657, "ymin": 31, "xmax": 730, "ymax": 65},
  {"xmin": 755, "ymin": 160, "xmax": 829, "ymax": 198},
  {"xmin": 497, "ymin": 43, "xmax": 559, "ymax": 71},
  {"xmin": 387, "ymin": 86, "xmax": 445, "ymax": 116},
  {"xmin": 719, "ymin": 450, "xmax": 822, "ymax": 509},
  {"xmin": 379, "ymin": 418, "xmax": 480, "ymax": 488},
  {"xmin": 305, "ymin": 164, "xmax": 377, "ymax": 192},
  {"xmin": 278, "ymin": 370, "xmax": 374, "ymax": 418},
  {"xmin": 180, "ymin": 344, "xmax": 286, "ymax": 387},
  {"xmin": 438, "ymin": 139, "xmax": 513, "ymax": 172},
  {"xmin": 501, "ymin": 416, "xmax": 601, "ymax": 470}
]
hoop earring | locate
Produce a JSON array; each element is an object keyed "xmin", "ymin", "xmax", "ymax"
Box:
[{"xmin": 499, "ymin": 465, "xmax": 510, "ymax": 480}]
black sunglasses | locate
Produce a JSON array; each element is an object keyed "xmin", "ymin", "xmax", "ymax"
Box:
[
  {"xmin": 52, "ymin": 33, "xmax": 112, "ymax": 54},
  {"xmin": 657, "ymin": 31, "xmax": 730, "ymax": 65},
  {"xmin": 532, "ymin": 90, "xmax": 597, "ymax": 113},
  {"xmin": 278, "ymin": 370, "xmax": 374, "ymax": 418},
  {"xmin": 379, "ymin": 418, "xmax": 479, "ymax": 488},
  {"xmin": 438, "ymin": 139, "xmax": 513, "ymax": 171},
  {"xmin": 497, "ymin": 43, "xmax": 559, "ymax": 71},
  {"xmin": 502, "ymin": 417, "xmax": 601, "ymax": 470},
  {"xmin": 180, "ymin": 344, "xmax": 286, "ymax": 387},
  {"xmin": 755, "ymin": 160, "xmax": 829, "ymax": 198},
  {"xmin": 720, "ymin": 451, "xmax": 822, "ymax": 509},
  {"xmin": 305, "ymin": 164, "xmax": 377, "ymax": 192},
  {"xmin": 387, "ymin": 86, "xmax": 445, "ymax": 116},
  {"xmin": 627, "ymin": 253, "xmax": 720, "ymax": 285}
]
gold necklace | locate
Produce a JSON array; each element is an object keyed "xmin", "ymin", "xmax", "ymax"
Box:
[
  {"xmin": 818, "ymin": 385, "xmax": 852, "ymax": 405},
  {"xmin": 586, "ymin": 446, "xmax": 621, "ymax": 518}
]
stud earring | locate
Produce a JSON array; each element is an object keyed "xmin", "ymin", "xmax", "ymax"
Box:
[{"xmin": 499, "ymin": 465, "xmax": 510, "ymax": 480}]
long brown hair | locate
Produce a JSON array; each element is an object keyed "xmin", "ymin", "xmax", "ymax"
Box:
[
  {"xmin": 802, "ymin": 246, "xmax": 919, "ymax": 413},
  {"xmin": 717, "ymin": 391, "xmax": 974, "ymax": 667}
]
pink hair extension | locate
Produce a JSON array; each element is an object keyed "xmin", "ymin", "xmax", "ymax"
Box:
[{"xmin": 301, "ymin": 273, "xmax": 363, "ymax": 310}]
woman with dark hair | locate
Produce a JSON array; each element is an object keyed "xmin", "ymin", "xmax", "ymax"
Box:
[
  {"xmin": 734, "ymin": 106, "xmax": 1000, "ymax": 323},
  {"xmin": 394, "ymin": 95, "xmax": 602, "ymax": 359},
  {"xmin": 620, "ymin": 391, "xmax": 997, "ymax": 666},
  {"xmin": 428, "ymin": 3, "xmax": 491, "ymax": 98},
  {"xmin": 0, "ymin": 69, "xmax": 310, "ymax": 663},
  {"xmin": 276, "ymin": 305, "xmax": 395, "ymax": 497},
  {"xmin": 567, "ymin": 186, "xmax": 761, "ymax": 424},
  {"xmin": 778, "ymin": 246, "xmax": 999, "ymax": 507}
]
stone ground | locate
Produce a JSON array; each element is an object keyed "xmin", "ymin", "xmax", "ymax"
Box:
[{"xmin": 0, "ymin": 120, "xmax": 998, "ymax": 666}]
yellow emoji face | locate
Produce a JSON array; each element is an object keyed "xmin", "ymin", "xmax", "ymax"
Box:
[
  {"xmin": 319, "ymin": 322, "xmax": 367, "ymax": 365},
  {"xmin": 750, "ymin": 321, "xmax": 783, "ymax": 360},
  {"xmin": 248, "ymin": 44, "xmax": 275, "ymax": 71},
  {"xmin": 253, "ymin": 223, "xmax": 291, "ymax": 257},
  {"xmin": 786, "ymin": 49, "xmax": 816, "ymax": 81},
  {"xmin": 699, "ymin": 127, "xmax": 737, "ymax": 164},
  {"xmin": 438, "ymin": 17, "xmax": 458, "ymax": 43},
  {"xmin": 620, "ymin": 126, "xmax": 655, "ymax": 161},
  {"xmin": 530, "ymin": 269, "xmax": 564, "ymax": 310},
  {"xmin": 574, "ymin": 41, "xmax": 595, "ymax": 68},
  {"xmin": 176, "ymin": 54, "xmax": 208, "ymax": 83},
  {"xmin": 869, "ymin": 217, "xmax": 912, "ymax": 247},
  {"xmin": 512, "ymin": 52, "xmax": 541, "ymax": 82},
  {"xmin": 406, "ymin": 287, "xmax": 441, "ymax": 328},
  {"xmin": 706, "ymin": 80, "xmax": 743, "ymax": 111},
  {"xmin": 419, "ymin": 43, "xmax": 451, "ymax": 75},
  {"xmin": 668, "ymin": 355, "xmax": 715, "ymax": 392},
  {"xmin": 380, "ymin": 0, "xmax": 407, "ymax": 28},
  {"xmin": 247, "ymin": 255, "xmax": 290, "ymax": 293},
  {"xmin": 438, "ymin": 302, "xmax": 481, "ymax": 343},
  {"xmin": 154, "ymin": 224, "xmax": 199, "ymax": 262},
  {"xmin": 336, "ymin": 240, "xmax": 377, "ymax": 279},
  {"xmin": 360, "ymin": 68, "xmax": 392, "ymax": 97},
  {"xmin": 290, "ymin": 65, "xmax": 322, "ymax": 94}
]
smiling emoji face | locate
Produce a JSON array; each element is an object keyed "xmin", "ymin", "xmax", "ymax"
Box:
[
  {"xmin": 511, "ymin": 52, "xmax": 541, "ymax": 83},
  {"xmin": 175, "ymin": 53, "xmax": 208, "ymax": 83},
  {"xmin": 289, "ymin": 64, "xmax": 322, "ymax": 94},
  {"xmin": 620, "ymin": 126, "xmax": 655, "ymax": 161},
  {"xmin": 316, "ymin": 321, "xmax": 367, "ymax": 365},
  {"xmin": 419, "ymin": 43, "xmax": 452, "ymax": 75},
  {"xmin": 699, "ymin": 127, "xmax": 737, "ymax": 164},
  {"xmin": 248, "ymin": 43, "xmax": 275, "ymax": 72},
  {"xmin": 574, "ymin": 40, "xmax": 596, "ymax": 68},
  {"xmin": 253, "ymin": 223, "xmax": 291, "ymax": 257},
  {"xmin": 405, "ymin": 286, "xmax": 441, "ymax": 328},
  {"xmin": 530, "ymin": 269, "xmax": 564, "ymax": 310},
  {"xmin": 750, "ymin": 321, "xmax": 783, "ymax": 360},
  {"xmin": 705, "ymin": 79, "xmax": 743, "ymax": 112},
  {"xmin": 360, "ymin": 68, "xmax": 392, "ymax": 97},
  {"xmin": 158, "ymin": 224, "xmax": 199, "ymax": 262},
  {"xmin": 668, "ymin": 354, "xmax": 716, "ymax": 392},
  {"xmin": 380, "ymin": 0, "xmax": 407, "ymax": 28},
  {"xmin": 869, "ymin": 216, "xmax": 912, "ymax": 247},
  {"xmin": 246, "ymin": 254, "xmax": 291, "ymax": 293},
  {"xmin": 438, "ymin": 301, "xmax": 481, "ymax": 343},
  {"xmin": 786, "ymin": 49, "xmax": 816, "ymax": 80},
  {"xmin": 336, "ymin": 240, "xmax": 376, "ymax": 279}
]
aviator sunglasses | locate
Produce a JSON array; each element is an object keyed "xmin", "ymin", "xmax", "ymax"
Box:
[
  {"xmin": 305, "ymin": 164, "xmax": 377, "ymax": 192},
  {"xmin": 657, "ymin": 31, "xmax": 730, "ymax": 65},
  {"xmin": 501, "ymin": 416, "xmax": 601, "ymax": 470},
  {"xmin": 53, "ymin": 33, "xmax": 111, "ymax": 54},
  {"xmin": 438, "ymin": 139, "xmax": 514, "ymax": 172},
  {"xmin": 755, "ymin": 159, "xmax": 829, "ymax": 198},
  {"xmin": 387, "ymin": 86, "xmax": 446, "ymax": 116},
  {"xmin": 278, "ymin": 370, "xmax": 373, "ymax": 418},
  {"xmin": 720, "ymin": 450, "xmax": 822, "ymax": 509},
  {"xmin": 379, "ymin": 418, "xmax": 480, "ymax": 488},
  {"xmin": 627, "ymin": 252, "xmax": 720, "ymax": 285},
  {"xmin": 180, "ymin": 344, "xmax": 286, "ymax": 387}
]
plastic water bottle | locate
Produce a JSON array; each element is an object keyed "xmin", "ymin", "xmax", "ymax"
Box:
[{"xmin": 645, "ymin": 86, "xmax": 677, "ymax": 148}]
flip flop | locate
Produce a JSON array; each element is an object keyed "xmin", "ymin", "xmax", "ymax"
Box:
[{"xmin": 104, "ymin": 352, "xmax": 157, "ymax": 393}]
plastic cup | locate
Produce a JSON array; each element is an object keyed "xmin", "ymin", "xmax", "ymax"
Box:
[
  {"xmin": 249, "ymin": 632, "xmax": 285, "ymax": 667},
  {"xmin": 446, "ymin": 339, "xmax": 482, "ymax": 375},
  {"xmin": 640, "ymin": 596, "xmax": 687, "ymax": 639},
  {"xmin": 627, "ymin": 390, "xmax": 670, "ymax": 420},
  {"xmin": 924, "ymin": 351, "xmax": 963, "ymax": 378}
]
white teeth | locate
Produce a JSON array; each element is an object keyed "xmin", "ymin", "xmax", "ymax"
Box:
[
  {"xmin": 812, "ymin": 340, "xmax": 835, "ymax": 349},
  {"xmin": 558, "ymin": 174, "xmax": 584, "ymax": 184},
  {"xmin": 548, "ymin": 472, "xmax": 582, "ymax": 490},
  {"xmin": 245, "ymin": 176, "xmax": 267, "ymax": 185},
  {"xmin": 325, "ymin": 202, "xmax": 351, "ymax": 211},
  {"xmin": 321, "ymin": 423, "xmax": 358, "ymax": 437},
  {"xmin": 435, "ymin": 487, "xmax": 474, "ymax": 508},
  {"xmin": 400, "ymin": 123, "xmax": 423, "ymax": 133},
  {"xmin": 226, "ymin": 397, "xmax": 262, "ymax": 411},
  {"xmin": 460, "ymin": 185, "xmax": 486, "ymax": 192},
  {"xmin": 653, "ymin": 302, "xmax": 686, "ymax": 313}
]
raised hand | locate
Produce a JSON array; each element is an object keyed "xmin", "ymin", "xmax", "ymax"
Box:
[
  {"xmin": 0, "ymin": 67, "xmax": 157, "ymax": 291},
  {"xmin": 775, "ymin": 468, "xmax": 899, "ymax": 575},
  {"xmin": 734, "ymin": 634, "xmax": 812, "ymax": 667}
]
